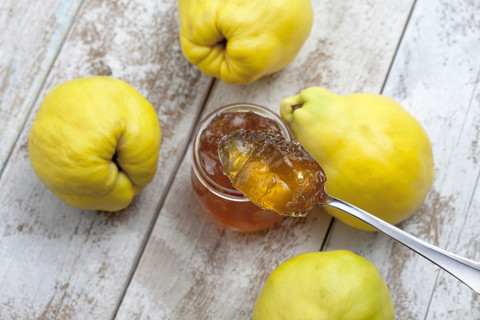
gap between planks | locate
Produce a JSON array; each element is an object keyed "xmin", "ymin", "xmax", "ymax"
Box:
[
  {"xmin": 0, "ymin": 0, "xmax": 86, "ymax": 181},
  {"xmin": 379, "ymin": 0, "xmax": 417, "ymax": 95},
  {"xmin": 111, "ymin": 77, "xmax": 217, "ymax": 319}
]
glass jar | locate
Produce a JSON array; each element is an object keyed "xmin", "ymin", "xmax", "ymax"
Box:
[{"xmin": 191, "ymin": 103, "xmax": 293, "ymax": 232}]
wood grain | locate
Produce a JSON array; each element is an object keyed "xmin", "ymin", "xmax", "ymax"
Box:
[
  {"xmin": 0, "ymin": 0, "xmax": 211, "ymax": 318},
  {"xmin": 0, "ymin": 0, "xmax": 83, "ymax": 174},
  {"xmin": 116, "ymin": 1, "xmax": 415, "ymax": 318},
  {"xmin": 425, "ymin": 65, "xmax": 480, "ymax": 319},
  {"xmin": 324, "ymin": 0, "xmax": 480, "ymax": 318}
]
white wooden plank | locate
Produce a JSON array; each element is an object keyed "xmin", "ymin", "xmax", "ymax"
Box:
[
  {"xmin": 116, "ymin": 1, "xmax": 414, "ymax": 318},
  {"xmin": 425, "ymin": 72, "xmax": 480, "ymax": 319},
  {"xmin": 0, "ymin": 0, "xmax": 83, "ymax": 174},
  {"xmin": 0, "ymin": 0, "xmax": 211, "ymax": 318},
  {"xmin": 323, "ymin": 0, "xmax": 480, "ymax": 318}
]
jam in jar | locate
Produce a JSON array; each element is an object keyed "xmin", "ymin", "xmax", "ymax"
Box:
[{"xmin": 191, "ymin": 103, "xmax": 292, "ymax": 232}]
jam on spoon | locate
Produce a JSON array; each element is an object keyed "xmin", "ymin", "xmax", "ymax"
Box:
[
  {"xmin": 218, "ymin": 129, "xmax": 480, "ymax": 294},
  {"xmin": 218, "ymin": 129, "xmax": 329, "ymax": 216}
]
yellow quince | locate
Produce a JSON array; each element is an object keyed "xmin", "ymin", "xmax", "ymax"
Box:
[
  {"xmin": 253, "ymin": 250, "xmax": 395, "ymax": 320},
  {"xmin": 28, "ymin": 76, "xmax": 161, "ymax": 212},
  {"xmin": 178, "ymin": 0, "xmax": 313, "ymax": 84},
  {"xmin": 281, "ymin": 87, "xmax": 434, "ymax": 230}
]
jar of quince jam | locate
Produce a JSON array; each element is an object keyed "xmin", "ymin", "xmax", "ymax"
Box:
[{"xmin": 191, "ymin": 103, "xmax": 293, "ymax": 232}]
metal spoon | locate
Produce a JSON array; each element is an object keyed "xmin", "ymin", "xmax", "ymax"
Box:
[
  {"xmin": 218, "ymin": 129, "xmax": 480, "ymax": 294},
  {"xmin": 321, "ymin": 196, "xmax": 480, "ymax": 294}
]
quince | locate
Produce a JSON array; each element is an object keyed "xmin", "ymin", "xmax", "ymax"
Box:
[
  {"xmin": 28, "ymin": 77, "xmax": 161, "ymax": 212},
  {"xmin": 281, "ymin": 87, "xmax": 434, "ymax": 230},
  {"xmin": 253, "ymin": 250, "xmax": 395, "ymax": 320},
  {"xmin": 178, "ymin": 0, "xmax": 313, "ymax": 84}
]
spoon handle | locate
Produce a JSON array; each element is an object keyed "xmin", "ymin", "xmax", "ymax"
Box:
[{"xmin": 325, "ymin": 196, "xmax": 480, "ymax": 294}]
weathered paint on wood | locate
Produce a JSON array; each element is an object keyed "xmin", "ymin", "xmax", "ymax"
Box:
[
  {"xmin": 0, "ymin": 0, "xmax": 83, "ymax": 174},
  {"xmin": 0, "ymin": 0, "xmax": 210, "ymax": 318},
  {"xmin": 116, "ymin": 1, "xmax": 415, "ymax": 318}
]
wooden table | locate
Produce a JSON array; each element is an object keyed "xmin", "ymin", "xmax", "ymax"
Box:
[{"xmin": 1, "ymin": 0, "xmax": 479, "ymax": 318}]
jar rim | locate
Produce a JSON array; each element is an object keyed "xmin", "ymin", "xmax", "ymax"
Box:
[{"xmin": 191, "ymin": 103, "xmax": 293, "ymax": 202}]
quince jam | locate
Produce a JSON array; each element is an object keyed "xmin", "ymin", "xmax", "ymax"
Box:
[
  {"xmin": 218, "ymin": 130, "xmax": 328, "ymax": 216},
  {"xmin": 199, "ymin": 111, "xmax": 283, "ymax": 191},
  {"xmin": 191, "ymin": 104, "xmax": 291, "ymax": 232}
]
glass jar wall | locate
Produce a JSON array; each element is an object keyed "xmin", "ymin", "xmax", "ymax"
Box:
[{"xmin": 191, "ymin": 103, "xmax": 292, "ymax": 232}]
